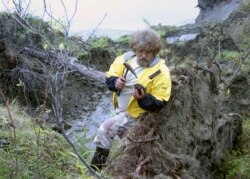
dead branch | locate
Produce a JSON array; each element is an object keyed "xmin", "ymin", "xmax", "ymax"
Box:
[
  {"xmin": 60, "ymin": 0, "xmax": 78, "ymax": 36},
  {"xmin": 135, "ymin": 156, "xmax": 151, "ymax": 174},
  {"xmin": 0, "ymin": 87, "xmax": 17, "ymax": 134},
  {"xmin": 21, "ymin": 46, "xmax": 106, "ymax": 84},
  {"xmin": 67, "ymin": 58, "xmax": 106, "ymax": 84},
  {"xmin": 3, "ymin": 41, "xmax": 106, "ymax": 84},
  {"xmin": 127, "ymin": 127, "xmax": 158, "ymax": 143},
  {"xmin": 127, "ymin": 135, "xmax": 159, "ymax": 143},
  {"xmin": 48, "ymin": 62, "xmax": 102, "ymax": 179},
  {"xmin": 42, "ymin": 0, "xmax": 78, "ymax": 36},
  {"xmin": 23, "ymin": 47, "xmax": 50, "ymax": 59},
  {"xmin": 147, "ymin": 128, "xmax": 155, "ymax": 138},
  {"xmin": 85, "ymin": 13, "xmax": 107, "ymax": 42},
  {"xmin": 12, "ymin": 0, "xmax": 31, "ymax": 17}
]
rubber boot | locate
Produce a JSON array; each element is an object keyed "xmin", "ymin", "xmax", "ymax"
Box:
[{"xmin": 90, "ymin": 147, "xmax": 110, "ymax": 171}]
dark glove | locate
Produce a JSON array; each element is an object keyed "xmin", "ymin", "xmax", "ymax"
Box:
[{"xmin": 134, "ymin": 83, "xmax": 146, "ymax": 95}]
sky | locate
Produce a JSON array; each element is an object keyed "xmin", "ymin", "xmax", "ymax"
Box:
[{"xmin": 0, "ymin": 0, "xmax": 199, "ymax": 34}]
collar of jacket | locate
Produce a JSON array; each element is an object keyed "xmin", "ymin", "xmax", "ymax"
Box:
[{"xmin": 148, "ymin": 56, "xmax": 161, "ymax": 67}]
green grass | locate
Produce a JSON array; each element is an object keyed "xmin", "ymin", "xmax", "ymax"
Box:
[
  {"xmin": 221, "ymin": 50, "xmax": 243, "ymax": 61},
  {"xmin": 0, "ymin": 101, "xmax": 93, "ymax": 178},
  {"xmin": 223, "ymin": 119, "xmax": 250, "ymax": 178}
]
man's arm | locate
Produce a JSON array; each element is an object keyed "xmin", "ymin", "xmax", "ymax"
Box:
[
  {"xmin": 106, "ymin": 76, "xmax": 118, "ymax": 92},
  {"xmin": 132, "ymin": 65, "xmax": 171, "ymax": 112},
  {"xmin": 137, "ymin": 94, "xmax": 166, "ymax": 112}
]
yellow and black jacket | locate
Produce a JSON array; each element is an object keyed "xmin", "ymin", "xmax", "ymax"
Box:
[{"xmin": 106, "ymin": 52, "xmax": 172, "ymax": 118}]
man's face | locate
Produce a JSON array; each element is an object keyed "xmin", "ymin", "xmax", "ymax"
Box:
[{"xmin": 135, "ymin": 49, "xmax": 154, "ymax": 67}]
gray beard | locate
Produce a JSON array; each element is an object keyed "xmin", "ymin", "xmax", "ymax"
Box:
[{"xmin": 137, "ymin": 58, "xmax": 150, "ymax": 67}]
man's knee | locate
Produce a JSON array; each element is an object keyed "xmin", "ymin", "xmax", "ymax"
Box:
[
  {"xmin": 94, "ymin": 127, "xmax": 112, "ymax": 149},
  {"xmin": 99, "ymin": 118, "xmax": 114, "ymax": 131}
]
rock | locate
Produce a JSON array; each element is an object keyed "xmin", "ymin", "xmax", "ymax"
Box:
[
  {"xmin": 0, "ymin": 138, "xmax": 9, "ymax": 149},
  {"xmin": 196, "ymin": 0, "xmax": 243, "ymax": 24}
]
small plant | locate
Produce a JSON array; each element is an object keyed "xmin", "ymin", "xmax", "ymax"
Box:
[
  {"xmin": 223, "ymin": 119, "xmax": 250, "ymax": 178},
  {"xmin": 221, "ymin": 50, "xmax": 243, "ymax": 61},
  {"xmin": 115, "ymin": 35, "xmax": 130, "ymax": 45},
  {"xmin": 88, "ymin": 37, "xmax": 111, "ymax": 49},
  {"xmin": 153, "ymin": 25, "xmax": 176, "ymax": 38},
  {"xmin": 242, "ymin": 0, "xmax": 250, "ymax": 11}
]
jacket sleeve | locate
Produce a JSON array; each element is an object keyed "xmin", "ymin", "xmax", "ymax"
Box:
[
  {"xmin": 106, "ymin": 76, "xmax": 118, "ymax": 92},
  {"xmin": 137, "ymin": 62, "xmax": 171, "ymax": 112},
  {"xmin": 137, "ymin": 93, "xmax": 166, "ymax": 112}
]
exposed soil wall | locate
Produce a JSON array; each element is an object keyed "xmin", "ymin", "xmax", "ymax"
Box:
[
  {"xmin": 63, "ymin": 73, "xmax": 107, "ymax": 119},
  {"xmin": 110, "ymin": 68, "xmax": 242, "ymax": 179}
]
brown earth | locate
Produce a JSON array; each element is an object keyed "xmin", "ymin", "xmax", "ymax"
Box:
[{"xmin": 107, "ymin": 68, "xmax": 242, "ymax": 179}]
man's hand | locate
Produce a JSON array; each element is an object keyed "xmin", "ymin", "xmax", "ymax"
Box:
[
  {"xmin": 115, "ymin": 77, "xmax": 126, "ymax": 90},
  {"xmin": 132, "ymin": 83, "xmax": 146, "ymax": 99},
  {"xmin": 132, "ymin": 87, "xmax": 145, "ymax": 99}
]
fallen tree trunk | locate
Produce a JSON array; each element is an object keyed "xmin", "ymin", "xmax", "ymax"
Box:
[
  {"xmin": 66, "ymin": 57, "xmax": 106, "ymax": 85},
  {"xmin": 22, "ymin": 46, "xmax": 106, "ymax": 84},
  {"xmin": 1, "ymin": 41, "xmax": 107, "ymax": 120},
  {"xmin": 2, "ymin": 42, "xmax": 106, "ymax": 85}
]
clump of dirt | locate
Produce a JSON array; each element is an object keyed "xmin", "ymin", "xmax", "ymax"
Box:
[
  {"xmin": 78, "ymin": 47, "xmax": 113, "ymax": 71},
  {"xmin": 0, "ymin": 41, "xmax": 41, "ymax": 102},
  {"xmin": 109, "ymin": 68, "xmax": 242, "ymax": 179},
  {"xmin": 63, "ymin": 72, "xmax": 107, "ymax": 119}
]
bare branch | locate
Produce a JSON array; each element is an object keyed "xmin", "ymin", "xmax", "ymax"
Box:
[
  {"xmin": 60, "ymin": 0, "xmax": 69, "ymax": 26},
  {"xmin": 22, "ymin": 0, "xmax": 31, "ymax": 16},
  {"xmin": 37, "ymin": 0, "xmax": 46, "ymax": 30},
  {"xmin": 135, "ymin": 156, "xmax": 151, "ymax": 174},
  {"xmin": 42, "ymin": 0, "xmax": 68, "ymax": 34},
  {"xmin": 15, "ymin": 13, "xmax": 55, "ymax": 50},
  {"xmin": 19, "ymin": 46, "xmax": 106, "ymax": 84},
  {"xmin": 85, "ymin": 13, "xmax": 107, "ymax": 42},
  {"xmin": 48, "ymin": 64, "xmax": 102, "ymax": 179},
  {"xmin": 127, "ymin": 135, "xmax": 159, "ymax": 143},
  {"xmin": 12, "ymin": 0, "xmax": 31, "ymax": 17},
  {"xmin": 60, "ymin": 0, "xmax": 78, "ymax": 36},
  {"xmin": 42, "ymin": 0, "xmax": 78, "ymax": 36},
  {"xmin": 206, "ymin": 46, "xmax": 214, "ymax": 58},
  {"xmin": 69, "ymin": 0, "xmax": 78, "ymax": 23}
]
